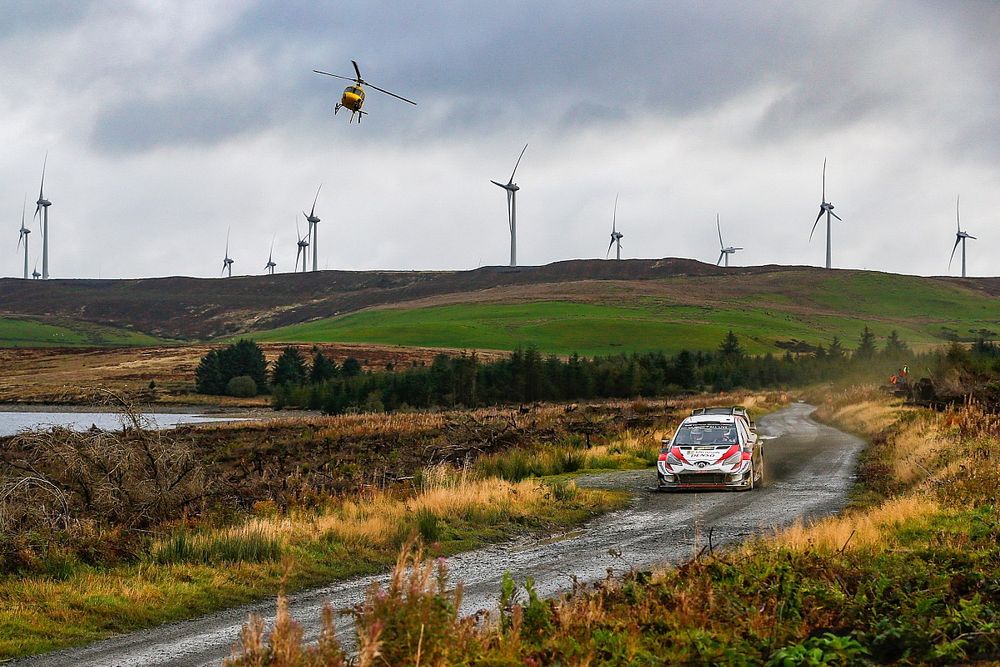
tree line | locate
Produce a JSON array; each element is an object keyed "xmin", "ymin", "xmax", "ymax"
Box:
[{"xmin": 195, "ymin": 326, "xmax": 929, "ymax": 413}]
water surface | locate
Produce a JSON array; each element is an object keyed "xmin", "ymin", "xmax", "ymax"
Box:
[{"xmin": 0, "ymin": 411, "xmax": 234, "ymax": 437}]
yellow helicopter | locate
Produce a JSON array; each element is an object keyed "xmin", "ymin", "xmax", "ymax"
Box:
[{"xmin": 312, "ymin": 60, "xmax": 416, "ymax": 123}]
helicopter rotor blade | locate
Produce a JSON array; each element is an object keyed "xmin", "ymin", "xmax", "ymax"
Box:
[
  {"xmin": 364, "ymin": 81, "xmax": 417, "ymax": 105},
  {"xmin": 352, "ymin": 60, "xmax": 362, "ymax": 82},
  {"xmin": 313, "ymin": 70, "xmax": 358, "ymax": 83},
  {"xmin": 508, "ymin": 143, "xmax": 528, "ymax": 184}
]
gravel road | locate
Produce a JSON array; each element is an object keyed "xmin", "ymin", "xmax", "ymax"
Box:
[{"xmin": 16, "ymin": 402, "xmax": 863, "ymax": 666}]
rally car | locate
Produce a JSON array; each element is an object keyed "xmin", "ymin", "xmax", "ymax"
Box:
[{"xmin": 656, "ymin": 408, "xmax": 763, "ymax": 491}]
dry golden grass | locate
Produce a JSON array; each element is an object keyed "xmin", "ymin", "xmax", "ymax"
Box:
[
  {"xmin": 770, "ymin": 388, "xmax": 998, "ymax": 558},
  {"xmin": 148, "ymin": 469, "xmax": 565, "ymax": 556},
  {"xmin": 769, "ymin": 496, "xmax": 939, "ymax": 554}
]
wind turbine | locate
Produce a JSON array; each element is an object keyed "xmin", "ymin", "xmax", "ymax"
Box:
[
  {"xmin": 949, "ymin": 195, "xmax": 976, "ymax": 278},
  {"xmin": 16, "ymin": 195, "xmax": 30, "ymax": 279},
  {"xmin": 716, "ymin": 214, "xmax": 742, "ymax": 267},
  {"xmin": 32, "ymin": 153, "xmax": 52, "ymax": 279},
  {"xmin": 264, "ymin": 235, "xmax": 277, "ymax": 275},
  {"xmin": 295, "ymin": 217, "xmax": 310, "ymax": 272},
  {"xmin": 491, "ymin": 143, "xmax": 527, "ymax": 267},
  {"xmin": 31, "ymin": 260, "xmax": 40, "ymax": 279},
  {"xmin": 303, "ymin": 185, "xmax": 321, "ymax": 273},
  {"xmin": 809, "ymin": 158, "xmax": 841, "ymax": 269},
  {"xmin": 606, "ymin": 194, "xmax": 623, "ymax": 260},
  {"xmin": 221, "ymin": 228, "xmax": 234, "ymax": 277}
]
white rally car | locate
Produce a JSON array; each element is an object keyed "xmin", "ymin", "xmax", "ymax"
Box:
[{"xmin": 656, "ymin": 407, "xmax": 763, "ymax": 491}]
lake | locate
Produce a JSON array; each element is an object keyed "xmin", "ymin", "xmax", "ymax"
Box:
[{"xmin": 0, "ymin": 411, "xmax": 238, "ymax": 437}]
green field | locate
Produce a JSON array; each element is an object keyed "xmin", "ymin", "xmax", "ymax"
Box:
[
  {"xmin": 251, "ymin": 272, "xmax": 1000, "ymax": 356},
  {"xmin": 0, "ymin": 317, "xmax": 165, "ymax": 348}
]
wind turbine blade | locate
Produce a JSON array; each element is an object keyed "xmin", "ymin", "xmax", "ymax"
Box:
[
  {"xmin": 612, "ymin": 193, "xmax": 618, "ymax": 233},
  {"xmin": 717, "ymin": 252, "xmax": 724, "ymax": 266},
  {"xmin": 949, "ymin": 236, "xmax": 961, "ymax": 268},
  {"xmin": 352, "ymin": 60, "xmax": 362, "ymax": 82},
  {"xmin": 490, "ymin": 180, "xmax": 507, "ymax": 189},
  {"xmin": 506, "ymin": 190, "xmax": 513, "ymax": 233},
  {"xmin": 809, "ymin": 210, "xmax": 823, "ymax": 241},
  {"xmin": 830, "ymin": 211, "xmax": 842, "ymax": 221},
  {"xmin": 606, "ymin": 238, "xmax": 615, "ymax": 258},
  {"xmin": 310, "ymin": 185, "xmax": 322, "ymax": 217},
  {"xmin": 225, "ymin": 227, "xmax": 230, "ymax": 256},
  {"xmin": 967, "ymin": 234, "xmax": 977, "ymax": 240},
  {"xmin": 39, "ymin": 151, "xmax": 48, "ymax": 199},
  {"xmin": 508, "ymin": 143, "xmax": 528, "ymax": 184},
  {"xmin": 821, "ymin": 157, "xmax": 826, "ymax": 202},
  {"xmin": 956, "ymin": 195, "xmax": 961, "ymax": 232},
  {"xmin": 717, "ymin": 214, "xmax": 724, "ymax": 248}
]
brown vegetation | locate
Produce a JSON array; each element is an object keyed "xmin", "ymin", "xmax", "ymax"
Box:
[{"xmin": 0, "ymin": 343, "xmax": 505, "ymax": 405}]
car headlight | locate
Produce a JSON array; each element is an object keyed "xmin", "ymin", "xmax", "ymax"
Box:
[{"xmin": 722, "ymin": 451, "xmax": 742, "ymax": 466}]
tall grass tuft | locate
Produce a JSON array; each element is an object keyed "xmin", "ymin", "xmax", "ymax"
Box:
[{"xmin": 152, "ymin": 525, "xmax": 282, "ymax": 565}]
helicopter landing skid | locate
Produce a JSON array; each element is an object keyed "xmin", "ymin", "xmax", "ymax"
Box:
[{"xmin": 334, "ymin": 104, "xmax": 367, "ymax": 123}]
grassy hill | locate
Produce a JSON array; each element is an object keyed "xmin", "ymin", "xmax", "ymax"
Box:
[
  {"xmin": 1, "ymin": 261, "xmax": 997, "ymax": 354},
  {"xmin": 250, "ymin": 271, "xmax": 1000, "ymax": 356},
  {"xmin": 0, "ymin": 317, "xmax": 166, "ymax": 348}
]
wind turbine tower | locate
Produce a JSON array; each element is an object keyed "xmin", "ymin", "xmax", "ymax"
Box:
[
  {"xmin": 222, "ymin": 229, "xmax": 234, "ymax": 278},
  {"xmin": 606, "ymin": 194, "xmax": 623, "ymax": 260},
  {"xmin": 32, "ymin": 153, "xmax": 52, "ymax": 279},
  {"xmin": 716, "ymin": 214, "xmax": 743, "ymax": 267},
  {"xmin": 304, "ymin": 186, "xmax": 321, "ymax": 272},
  {"xmin": 491, "ymin": 143, "xmax": 527, "ymax": 267},
  {"xmin": 265, "ymin": 236, "xmax": 277, "ymax": 275},
  {"xmin": 295, "ymin": 217, "xmax": 310, "ymax": 272},
  {"xmin": 16, "ymin": 195, "xmax": 30, "ymax": 279},
  {"xmin": 809, "ymin": 158, "xmax": 841, "ymax": 269},
  {"xmin": 949, "ymin": 195, "xmax": 976, "ymax": 278}
]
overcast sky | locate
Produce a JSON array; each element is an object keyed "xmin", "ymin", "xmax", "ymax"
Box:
[{"xmin": 1, "ymin": 1, "xmax": 998, "ymax": 279}]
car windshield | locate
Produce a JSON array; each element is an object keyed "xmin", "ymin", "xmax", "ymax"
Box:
[{"xmin": 673, "ymin": 423, "xmax": 738, "ymax": 446}]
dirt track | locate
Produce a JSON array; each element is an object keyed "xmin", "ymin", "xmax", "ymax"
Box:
[{"xmin": 15, "ymin": 402, "xmax": 863, "ymax": 666}]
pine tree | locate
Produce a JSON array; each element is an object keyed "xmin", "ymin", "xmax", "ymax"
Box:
[
  {"xmin": 195, "ymin": 350, "xmax": 225, "ymax": 394},
  {"xmin": 855, "ymin": 326, "xmax": 877, "ymax": 360},
  {"xmin": 218, "ymin": 339, "xmax": 269, "ymax": 392},
  {"xmin": 271, "ymin": 346, "xmax": 308, "ymax": 387},
  {"xmin": 341, "ymin": 357, "xmax": 363, "ymax": 377},
  {"xmin": 719, "ymin": 330, "xmax": 743, "ymax": 358},
  {"xmin": 828, "ymin": 336, "xmax": 845, "ymax": 361},
  {"xmin": 883, "ymin": 330, "xmax": 909, "ymax": 357},
  {"xmin": 310, "ymin": 350, "xmax": 338, "ymax": 383}
]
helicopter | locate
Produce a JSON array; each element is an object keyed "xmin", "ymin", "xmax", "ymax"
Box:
[{"xmin": 312, "ymin": 60, "xmax": 416, "ymax": 123}]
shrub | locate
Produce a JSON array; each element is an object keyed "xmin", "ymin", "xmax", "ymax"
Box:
[{"xmin": 227, "ymin": 375, "xmax": 258, "ymax": 397}]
